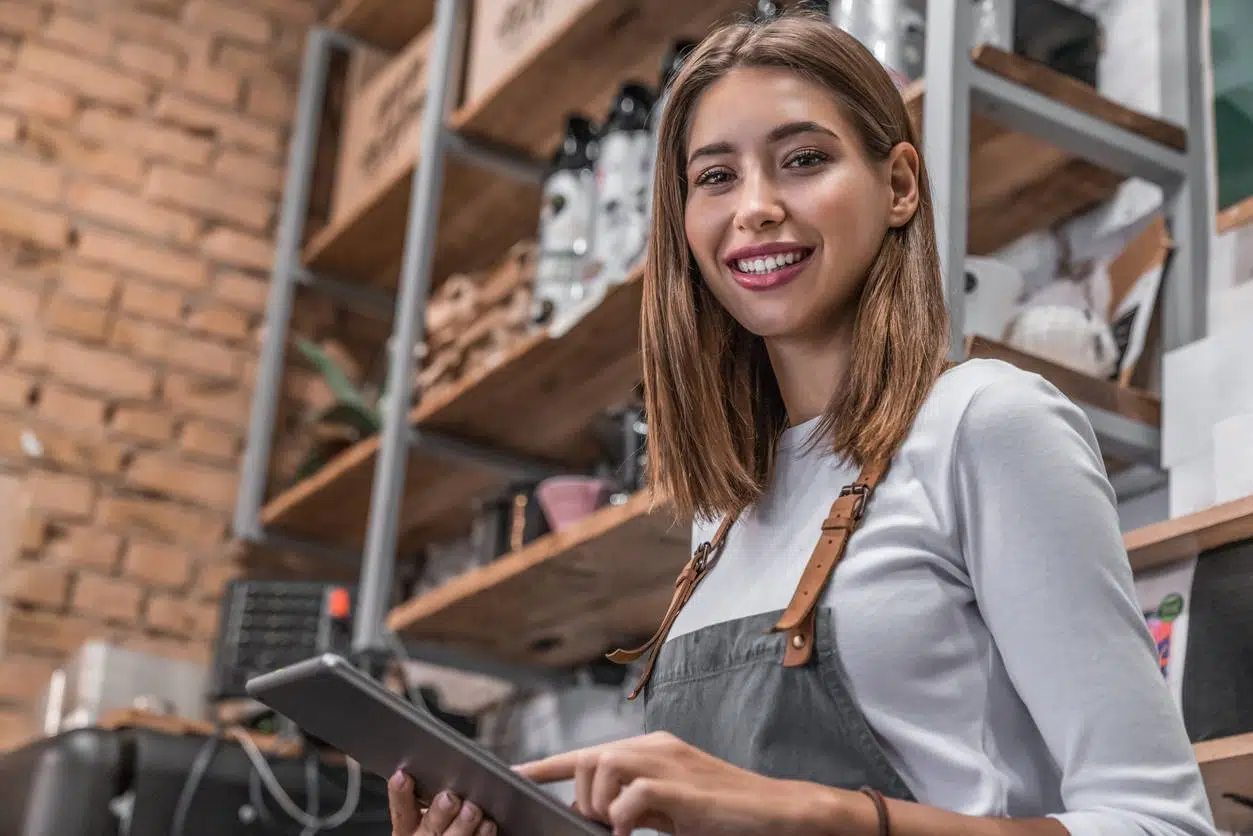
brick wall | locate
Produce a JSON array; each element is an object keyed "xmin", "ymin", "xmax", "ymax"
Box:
[{"xmin": 0, "ymin": 0, "xmax": 338, "ymax": 749}]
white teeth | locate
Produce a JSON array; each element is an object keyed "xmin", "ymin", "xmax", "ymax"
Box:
[{"xmin": 734, "ymin": 250, "xmax": 807, "ymax": 275}]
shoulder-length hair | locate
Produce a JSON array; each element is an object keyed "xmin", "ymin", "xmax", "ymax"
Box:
[{"xmin": 641, "ymin": 11, "xmax": 950, "ymax": 522}]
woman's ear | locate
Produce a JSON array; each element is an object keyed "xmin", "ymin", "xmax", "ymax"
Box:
[{"xmin": 886, "ymin": 142, "xmax": 921, "ymax": 228}]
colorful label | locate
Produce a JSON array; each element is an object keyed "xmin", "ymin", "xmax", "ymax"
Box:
[{"xmin": 1143, "ymin": 592, "xmax": 1185, "ymax": 678}]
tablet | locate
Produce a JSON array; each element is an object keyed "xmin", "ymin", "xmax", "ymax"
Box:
[{"xmin": 246, "ymin": 654, "xmax": 605, "ymax": 836}]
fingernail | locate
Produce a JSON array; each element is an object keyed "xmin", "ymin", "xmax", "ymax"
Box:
[
  {"xmin": 390, "ymin": 771, "xmax": 407, "ymax": 789},
  {"xmin": 460, "ymin": 802, "xmax": 480, "ymax": 821},
  {"xmin": 438, "ymin": 791, "xmax": 455, "ymax": 809},
  {"xmin": 478, "ymin": 822, "xmax": 496, "ymax": 836}
]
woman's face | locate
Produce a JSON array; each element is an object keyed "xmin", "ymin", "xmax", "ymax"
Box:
[{"xmin": 683, "ymin": 66, "xmax": 906, "ymax": 343}]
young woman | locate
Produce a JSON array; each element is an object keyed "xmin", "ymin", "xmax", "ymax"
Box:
[{"xmin": 389, "ymin": 11, "xmax": 1216, "ymax": 836}]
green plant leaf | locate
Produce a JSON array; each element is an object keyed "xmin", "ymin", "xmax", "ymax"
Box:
[{"xmin": 293, "ymin": 336, "xmax": 364, "ymax": 406}]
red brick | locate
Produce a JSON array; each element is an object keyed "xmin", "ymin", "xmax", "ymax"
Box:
[
  {"xmin": 43, "ymin": 295, "xmax": 110, "ymax": 342},
  {"xmin": 21, "ymin": 120, "xmax": 145, "ymax": 190},
  {"xmin": 0, "ymin": 369, "xmax": 34, "ymax": 407},
  {"xmin": 146, "ymin": 592, "xmax": 193, "ymax": 635},
  {"xmin": 69, "ymin": 180, "xmax": 201, "ymax": 245},
  {"xmin": 185, "ymin": 301, "xmax": 250, "ymax": 341},
  {"xmin": 0, "ymin": 75, "xmax": 76, "ymax": 124},
  {"xmin": 78, "ymin": 228, "xmax": 209, "ymax": 290},
  {"xmin": 100, "ymin": 8, "xmax": 196, "ymax": 54},
  {"xmin": 110, "ymin": 316, "xmax": 173, "ymax": 360},
  {"xmin": 247, "ymin": 0, "xmax": 318, "ymax": 25},
  {"xmin": 47, "ymin": 525, "xmax": 123, "ymax": 571},
  {"xmin": 202, "ymin": 226, "xmax": 274, "ymax": 271},
  {"xmin": 111, "ymin": 406, "xmax": 175, "ymax": 443},
  {"xmin": 118, "ymin": 283, "xmax": 179, "ymax": 324},
  {"xmin": 0, "ymin": 281, "xmax": 41, "ymax": 323},
  {"xmin": 0, "ymin": 112, "xmax": 20, "ymax": 142},
  {"xmin": 154, "ymin": 93, "xmax": 281, "ymax": 155},
  {"xmin": 183, "ymin": 61, "xmax": 242, "ymax": 106},
  {"xmin": 78, "ymin": 108, "xmax": 212, "ymax": 167},
  {"xmin": 173, "ymin": 333, "xmax": 244, "ymax": 377},
  {"xmin": 96, "ymin": 495, "xmax": 225, "ymax": 547},
  {"xmin": 20, "ymin": 512, "xmax": 49, "ymax": 553},
  {"xmin": 180, "ymin": 420, "xmax": 237, "ymax": 462},
  {"xmin": 5, "ymin": 607, "xmax": 102, "ymax": 656},
  {"xmin": 37, "ymin": 383, "xmax": 108, "ymax": 428},
  {"xmin": 127, "ymin": 453, "xmax": 236, "ymax": 511},
  {"xmin": 0, "ymin": 2, "xmax": 42, "ymax": 35},
  {"xmin": 243, "ymin": 73, "xmax": 294, "ymax": 124},
  {"xmin": 5, "ymin": 559, "xmax": 72, "ymax": 607},
  {"xmin": 0, "ymin": 151, "xmax": 64, "ymax": 203},
  {"xmin": 124, "ymin": 539, "xmax": 194, "ymax": 587},
  {"xmin": 111, "ymin": 317, "xmax": 241, "ymax": 377},
  {"xmin": 164, "ymin": 373, "xmax": 249, "ymax": 426},
  {"xmin": 216, "ymin": 41, "xmax": 276, "ymax": 76},
  {"xmin": 43, "ymin": 12, "xmax": 113, "ymax": 59},
  {"xmin": 28, "ymin": 470, "xmax": 96, "ymax": 518},
  {"xmin": 146, "ymin": 165, "xmax": 271, "ymax": 231},
  {"xmin": 73, "ymin": 571, "xmax": 143, "ymax": 622},
  {"xmin": 46, "ymin": 336, "xmax": 157, "ymax": 398},
  {"xmin": 212, "ymin": 148, "xmax": 282, "ymax": 194},
  {"xmin": 0, "ymin": 413, "xmax": 127, "ymax": 475},
  {"xmin": 17, "ymin": 43, "xmax": 151, "ymax": 110},
  {"xmin": 215, "ymin": 272, "xmax": 269, "ymax": 312},
  {"xmin": 0, "ymin": 194, "xmax": 73, "ymax": 248},
  {"xmin": 58, "ymin": 263, "xmax": 119, "ymax": 304},
  {"xmin": 194, "ymin": 558, "xmax": 237, "ymax": 600},
  {"xmin": 0, "ymin": 653, "xmax": 60, "ymax": 703},
  {"xmin": 116, "ymin": 41, "xmax": 182, "ymax": 81},
  {"xmin": 183, "ymin": 1, "xmax": 270, "ymax": 44}
]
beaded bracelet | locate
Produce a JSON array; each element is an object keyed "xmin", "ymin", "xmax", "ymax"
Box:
[{"xmin": 858, "ymin": 786, "xmax": 891, "ymax": 836}]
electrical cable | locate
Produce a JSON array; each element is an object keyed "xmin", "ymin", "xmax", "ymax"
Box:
[
  {"xmin": 229, "ymin": 727, "xmax": 362, "ymax": 832},
  {"xmin": 299, "ymin": 748, "xmax": 320, "ymax": 836},
  {"xmin": 170, "ymin": 726, "xmax": 223, "ymax": 836}
]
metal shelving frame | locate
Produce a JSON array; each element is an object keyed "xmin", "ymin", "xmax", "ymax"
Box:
[{"xmin": 232, "ymin": 0, "xmax": 1213, "ymax": 682}]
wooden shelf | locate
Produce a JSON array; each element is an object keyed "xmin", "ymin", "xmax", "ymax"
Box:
[
  {"xmin": 327, "ymin": 0, "xmax": 434, "ymax": 51},
  {"xmin": 904, "ymin": 47, "xmax": 1186, "ymax": 255},
  {"xmin": 964, "ymin": 336, "xmax": 1161, "ymax": 428},
  {"xmin": 387, "ymin": 491, "xmax": 692, "ymax": 668},
  {"xmin": 247, "ymin": 273, "xmax": 646, "ymax": 574},
  {"xmin": 1196, "ymin": 732, "xmax": 1253, "ymax": 834},
  {"xmin": 1125, "ymin": 495, "xmax": 1253, "ymax": 574},
  {"xmin": 1218, "ymin": 194, "xmax": 1253, "ymax": 234}
]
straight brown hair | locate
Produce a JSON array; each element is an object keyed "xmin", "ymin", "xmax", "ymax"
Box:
[{"xmin": 641, "ymin": 11, "xmax": 950, "ymax": 523}]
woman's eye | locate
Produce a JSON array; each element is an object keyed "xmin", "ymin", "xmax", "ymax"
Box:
[
  {"xmin": 694, "ymin": 168, "xmax": 732, "ymax": 187},
  {"xmin": 785, "ymin": 149, "xmax": 829, "ymax": 169}
]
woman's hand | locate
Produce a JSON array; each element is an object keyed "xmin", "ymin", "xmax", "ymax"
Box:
[
  {"xmin": 387, "ymin": 771, "xmax": 497, "ymax": 836},
  {"xmin": 514, "ymin": 731, "xmax": 843, "ymax": 836}
]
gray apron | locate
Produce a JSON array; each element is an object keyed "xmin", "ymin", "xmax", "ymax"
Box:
[{"xmin": 608, "ymin": 459, "xmax": 916, "ymax": 801}]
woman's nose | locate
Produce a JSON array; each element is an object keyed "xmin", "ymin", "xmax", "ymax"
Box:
[{"xmin": 733, "ymin": 171, "xmax": 786, "ymax": 231}]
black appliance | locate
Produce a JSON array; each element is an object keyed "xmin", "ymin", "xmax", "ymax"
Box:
[{"xmin": 1012, "ymin": 0, "xmax": 1101, "ymax": 87}]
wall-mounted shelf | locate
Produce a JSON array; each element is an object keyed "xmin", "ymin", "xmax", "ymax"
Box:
[
  {"xmin": 1126, "ymin": 495, "xmax": 1253, "ymax": 574},
  {"xmin": 388, "ymin": 491, "xmax": 691, "ymax": 668},
  {"xmin": 328, "ymin": 0, "xmax": 434, "ymax": 51},
  {"xmin": 1195, "ymin": 732, "xmax": 1253, "ymax": 834},
  {"xmin": 1217, "ymin": 194, "xmax": 1253, "ymax": 234},
  {"xmin": 244, "ymin": 274, "xmax": 645, "ymax": 575}
]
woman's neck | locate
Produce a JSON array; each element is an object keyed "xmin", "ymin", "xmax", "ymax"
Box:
[{"xmin": 765, "ymin": 323, "xmax": 854, "ymax": 427}]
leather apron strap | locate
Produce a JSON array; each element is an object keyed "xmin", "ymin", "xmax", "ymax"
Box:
[{"xmin": 610, "ymin": 458, "xmax": 889, "ymax": 699}]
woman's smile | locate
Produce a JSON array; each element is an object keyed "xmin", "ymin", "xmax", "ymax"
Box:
[{"xmin": 724, "ymin": 243, "xmax": 816, "ymax": 291}]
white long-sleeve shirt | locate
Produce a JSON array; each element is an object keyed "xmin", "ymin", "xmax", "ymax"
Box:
[{"xmin": 669, "ymin": 358, "xmax": 1217, "ymax": 836}]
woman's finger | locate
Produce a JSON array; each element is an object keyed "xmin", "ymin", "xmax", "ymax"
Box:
[
  {"xmin": 573, "ymin": 749, "xmax": 598, "ymax": 820},
  {"xmin": 388, "ymin": 772, "xmax": 421, "ymax": 836},
  {"xmin": 417, "ymin": 791, "xmax": 462, "ymax": 835},
  {"xmin": 442, "ymin": 798, "xmax": 485, "ymax": 836},
  {"xmin": 607, "ymin": 778, "xmax": 684, "ymax": 836},
  {"xmin": 591, "ymin": 750, "xmax": 650, "ymax": 821}
]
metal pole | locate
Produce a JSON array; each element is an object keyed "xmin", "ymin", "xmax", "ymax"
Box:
[
  {"xmin": 1157, "ymin": 0, "xmax": 1211, "ymax": 353},
  {"xmin": 233, "ymin": 29, "xmax": 335, "ymax": 542},
  {"xmin": 353, "ymin": 0, "xmax": 464, "ymax": 657},
  {"xmin": 922, "ymin": 0, "xmax": 975, "ymax": 362}
]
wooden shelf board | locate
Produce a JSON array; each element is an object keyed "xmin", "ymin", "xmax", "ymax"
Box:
[
  {"xmin": 247, "ymin": 273, "xmax": 647, "ymax": 571},
  {"xmin": 964, "ymin": 336, "xmax": 1161, "ymax": 428},
  {"xmin": 388, "ymin": 491, "xmax": 692, "ymax": 668},
  {"xmin": 1125, "ymin": 495, "xmax": 1253, "ymax": 574},
  {"xmin": 1196, "ymin": 732, "xmax": 1253, "ymax": 834},
  {"xmin": 327, "ymin": 0, "xmax": 434, "ymax": 51},
  {"xmin": 1218, "ymin": 194, "xmax": 1253, "ymax": 234},
  {"xmin": 904, "ymin": 47, "xmax": 1185, "ymax": 255}
]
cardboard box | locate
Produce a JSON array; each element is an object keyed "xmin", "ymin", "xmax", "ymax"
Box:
[
  {"xmin": 332, "ymin": 25, "xmax": 464, "ymax": 223},
  {"xmin": 463, "ymin": 0, "xmax": 600, "ymax": 108}
]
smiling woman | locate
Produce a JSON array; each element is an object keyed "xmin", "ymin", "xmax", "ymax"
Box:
[{"xmin": 389, "ymin": 10, "xmax": 1219, "ymax": 836}]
